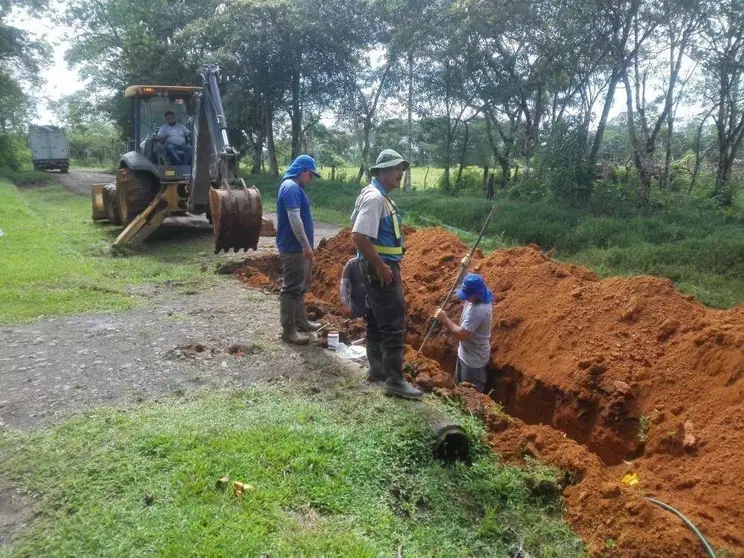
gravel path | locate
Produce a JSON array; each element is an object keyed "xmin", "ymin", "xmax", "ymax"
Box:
[{"xmin": 0, "ymin": 284, "xmax": 342, "ymax": 430}]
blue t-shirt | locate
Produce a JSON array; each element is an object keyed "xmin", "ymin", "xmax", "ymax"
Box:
[{"xmin": 276, "ymin": 178, "xmax": 314, "ymax": 253}]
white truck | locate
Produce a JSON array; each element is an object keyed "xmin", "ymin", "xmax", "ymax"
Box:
[{"xmin": 29, "ymin": 125, "xmax": 70, "ymax": 173}]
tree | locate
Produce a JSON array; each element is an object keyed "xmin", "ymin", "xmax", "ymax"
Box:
[
  {"xmin": 1, "ymin": 0, "xmax": 50, "ymax": 167},
  {"xmin": 693, "ymin": 0, "xmax": 744, "ymax": 204}
]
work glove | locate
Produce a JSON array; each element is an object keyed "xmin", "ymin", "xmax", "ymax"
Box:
[{"xmin": 461, "ymin": 256, "xmax": 470, "ymax": 267}]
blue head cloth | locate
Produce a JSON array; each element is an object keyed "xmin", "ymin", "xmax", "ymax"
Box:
[
  {"xmin": 282, "ymin": 155, "xmax": 321, "ymax": 181},
  {"xmin": 456, "ymin": 273, "xmax": 494, "ymax": 303}
]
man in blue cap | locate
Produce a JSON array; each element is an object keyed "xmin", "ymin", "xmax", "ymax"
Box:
[
  {"xmin": 435, "ymin": 273, "xmax": 494, "ymax": 393},
  {"xmin": 276, "ymin": 155, "xmax": 321, "ymax": 345},
  {"xmin": 351, "ymin": 149, "xmax": 423, "ymax": 400}
]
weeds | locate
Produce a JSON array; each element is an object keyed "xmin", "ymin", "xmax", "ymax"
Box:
[{"xmin": 637, "ymin": 415, "xmax": 650, "ymax": 444}]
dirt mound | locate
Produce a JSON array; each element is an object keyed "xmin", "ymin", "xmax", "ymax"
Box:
[
  {"xmin": 234, "ymin": 254, "xmax": 282, "ymax": 292},
  {"xmin": 308, "ymin": 226, "xmax": 744, "ymax": 557}
]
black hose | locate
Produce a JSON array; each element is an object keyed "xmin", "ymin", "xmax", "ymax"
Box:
[{"xmin": 645, "ymin": 497, "xmax": 717, "ymax": 558}]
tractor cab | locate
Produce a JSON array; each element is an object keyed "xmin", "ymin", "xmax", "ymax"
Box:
[
  {"xmin": 124, "ymin": 85, "xmax": 201, "ymax": 182},
  {"xmin": 92, "ymin": 66, "xmax": 263, "ymax": 254}
]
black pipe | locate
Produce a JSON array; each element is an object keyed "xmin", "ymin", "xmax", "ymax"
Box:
[{"xmin": 645, "ymin": 497, "xmax": 717, "ymax": 558}]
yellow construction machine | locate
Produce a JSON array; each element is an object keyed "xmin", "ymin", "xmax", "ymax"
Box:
[{"xmin": 91, "ymin": 65, "xmax": 262, "ymax": 253}]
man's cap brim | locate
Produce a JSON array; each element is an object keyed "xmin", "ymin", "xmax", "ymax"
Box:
[{"xmin": 370, "ymin": 159, "xmax": 410, "ymax": 171}]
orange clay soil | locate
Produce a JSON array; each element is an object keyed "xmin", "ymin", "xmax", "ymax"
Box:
[{"xmin": 309, "ymin": 227, "xmax": 744, "ymax": 558}]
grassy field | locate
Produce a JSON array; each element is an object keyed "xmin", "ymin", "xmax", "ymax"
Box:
[
  {"xmin": 317, "ymin": 165, "xmax": 445, "ymax": 189},
  {"xmin": 253, "ymin": 174, "xmax": 744, "ymax": 309},
  {"xmin": 0, "ymin": 180, "xmax": 220, "ymax": 324},
  {"xmin": 0, "ymin": 382, "xmax": 585, "ymax": 557}
]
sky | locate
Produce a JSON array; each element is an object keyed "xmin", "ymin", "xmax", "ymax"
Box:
[{"xmin": 9, "ymin": 4, "xmax": 83, "ymax": 124}]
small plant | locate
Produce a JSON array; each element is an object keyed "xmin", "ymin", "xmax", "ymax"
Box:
[
  {"xmin": 637, "ymin": 415, "xmax": 650, "ymax": 444},
  {"xmin": 605, "ymin": 538, "xmax": 617, "ymax": 550}
]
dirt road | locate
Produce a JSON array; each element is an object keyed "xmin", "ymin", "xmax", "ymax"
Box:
[
  {"xmin": 55, "ymin": 167, "xmax": 115, "ymax": 196},
  {"xmin": 0, "ymin": 282, "xmax": 356, "ymax": 431}
]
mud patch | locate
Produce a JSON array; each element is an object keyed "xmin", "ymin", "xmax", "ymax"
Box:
[
  {"xmin": 233, "ymin": 254, "xmax": 281, "ymax": 292},
  {"xmin": 0, "ymin": 483, "xmax": 34, "ymax": 548}
]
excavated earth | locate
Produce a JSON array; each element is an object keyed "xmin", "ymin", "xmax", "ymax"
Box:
[{"xmin": 235, "ymin": 227, "xmax": 744, "ymax": 558}]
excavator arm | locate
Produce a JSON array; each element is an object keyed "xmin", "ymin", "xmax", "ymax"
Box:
[{"xmin": 192, "ymin": 65, "xmax": 263, "ymax": 253}]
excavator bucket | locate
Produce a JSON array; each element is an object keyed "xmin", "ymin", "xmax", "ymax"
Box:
[{"xmin": 209, "ymin": 179, "xmax": 263, "ymax": 253}]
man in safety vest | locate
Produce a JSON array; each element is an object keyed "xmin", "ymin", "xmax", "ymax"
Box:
[{"xmin": 351, "ymin": 149, "xmax": 423, "ymax": 400}]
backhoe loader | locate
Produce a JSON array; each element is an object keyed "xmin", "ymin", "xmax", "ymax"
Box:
[{"xmin": 91, "ymin": 65, "xmax": 263, "ymax": 253}]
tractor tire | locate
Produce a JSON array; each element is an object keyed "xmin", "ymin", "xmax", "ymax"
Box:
[
  {"xmin": 116, "ymin": 167, "xmax": 156, "ymax": 226},
  {"xmin": 102, "ymin": 183, "xmax": 122, "ymax": 225}
]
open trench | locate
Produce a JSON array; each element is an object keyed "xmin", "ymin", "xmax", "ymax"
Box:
[
  {"xmin": 235, "ymin": 225, "xmax": 744, "ymax": 556},
  {"xmin": 407, "ymin": 331, "xmax": 645, "ymax": 468}
]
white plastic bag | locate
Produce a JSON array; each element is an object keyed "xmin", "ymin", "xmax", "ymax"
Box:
[{"xmin": 334, "ymin": 342, "xmax": 366, "ymax": 360}]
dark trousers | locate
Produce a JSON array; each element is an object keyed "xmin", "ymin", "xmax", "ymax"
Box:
[
  {"xmin": 280, "ymin": 252, "xmax": 311, "ymax": 300},
  {"xmin": 165, "ymin": 143, "xmax": 193, "ymax": 166},
  {"xmin": 363, "ymin": 261, "xmax": 405, "ymax": 354}
]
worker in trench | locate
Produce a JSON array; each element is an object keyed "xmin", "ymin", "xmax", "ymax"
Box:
[
  {"xmin": 435, "ymin": 273, "xmax": 494, "ymax": 393},
  {"xmin": 339, "ymin": 256, "xmax": 367, "ymax": 319},
  {"xmin": 276, "ymin": 155, "xmax": 322, "ymax": 345},
  {"xmin": 351, "ymin": 149, "xmax": 423, "ymax": 400}
]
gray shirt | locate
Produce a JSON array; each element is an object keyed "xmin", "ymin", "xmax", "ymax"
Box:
[
  {"xmin": 157, "ymin": 123, "xmax": 190, "ymax": 146},
  {"xmin": 351, "ymin": 183, "xmax": 390, "ymax": 240},
  {"xmin": 341, "ymin": 257, "xmax": 366, "ymax": 318},
  {"xmin": 457, "ymin": 301, "xmax": 493, "ymax": 368}
]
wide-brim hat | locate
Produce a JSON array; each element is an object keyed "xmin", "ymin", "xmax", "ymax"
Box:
[
  {"xmin": 456, "ymin": 273, "xmax": 494, "ymax": 303},
  {"xmin": 370, "ymin": 149, "xmax": 410, "ymax": 171}
]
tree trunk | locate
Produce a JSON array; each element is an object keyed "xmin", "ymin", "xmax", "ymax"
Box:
[
  {"xmin": 688, "ymin": 112, "xmax": 712, "ymax": 196},
  {"xmin": 622, "ymin": 70, "xmax": 651, "ymax": 206},
  {"xmin": 404, "ymin": 51, "xmax": 413, "ymax": 192},
  {"xmin": 500, "ymin": 159, "xmax": 510, "ymax": 188},
  {"xmin": 251, "ymin": 133, "xmax": 263, "ymax": 174},
  {"xmin": 265, "ymin": 100, "xmax": 278, "ymax": 176},
  {"xmin": 290, "ymin": 69, "xmax": 302, "ymax": 159},
  {"xmin": 357, "ymin": 121, "xmax": 371, "ymax": 183},
  {"xmin": 588, "ymin": 70, "xmax": 621, "ymax": 171},
  {"xmin": 455, "ymin": 122, "xmax": 470, "ymax": 187},
  {"xmin": 442, "ymin": 125, "xmax": 453, "ymax": 191},
  {"xmin": 482, "ymin": 165, "xmax": 489, "ymax": 192}
]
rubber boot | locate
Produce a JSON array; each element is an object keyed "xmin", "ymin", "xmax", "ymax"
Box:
[
  {"xmin": 280, "ymin": 295, "xmax": 310, "ymax": 345},
  {"xmin": 384, "ymin": 347, "xmax": 423, "ymax": 400},
  {"xmin": 296, "ymin": 298, "xmax": 321, "ymax": 332},
  {"xmin": 366, "ymin": 337, "xmax": 386, "ymax": 383}
]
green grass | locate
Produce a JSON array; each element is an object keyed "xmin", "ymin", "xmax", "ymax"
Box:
[
  {"xmin": 251, "ymin": 173, "xmax": 744, "ymax": 308},
  {"xmin": 316, "ymin": 165, "xmax": 445, "ymax": 189},
  {"xmin": 0, "ymin": 180, "xmax": 220, "ymax": 324},
  {"xmin": 0, "ymin": 382, "xmax": 585, "ymax": 557}
]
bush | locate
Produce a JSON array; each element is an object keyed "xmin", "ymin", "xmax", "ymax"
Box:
[
  {"xmin": 0, "ymin": 133, "xmax": 29, "ymax": 170},
  {"xmin": 536, "ymin": 120, "xmax": 592, "ymax": 203}
]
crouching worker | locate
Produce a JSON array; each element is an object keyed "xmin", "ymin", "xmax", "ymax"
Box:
[
  {"xmin": 276, "ymin": 155, "xmax": 322, "ymax": 345},
  {"xmin": 340, "ymin": 256, "xmax": 367, "ymax": 319},
  {"xmin": 435, "ymin": 273, "xmax": 493, "ymax": 393}
]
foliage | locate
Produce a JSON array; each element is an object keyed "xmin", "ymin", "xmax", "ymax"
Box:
[
  {"xmin": 50, "ymin": 92, "xmax": 126, "ymax": 166},
  {"xmin": 537, "ymin": 120, "xmax": 592, "ymax": 203},
  {"xmin": 0, "ymin": 0, "xmax": 50, "ymax": 169},
  {"xmin": 0, "ymin": 383, "xmax": 585, "ymax": 556}
]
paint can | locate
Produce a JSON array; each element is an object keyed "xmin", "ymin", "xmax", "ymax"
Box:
[{"xmin": 327, "ymin": 332, "xmax": 339, "ymax": 350}]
